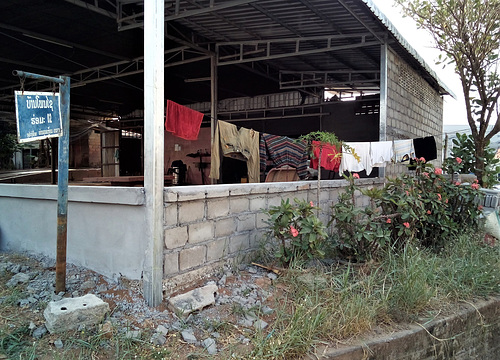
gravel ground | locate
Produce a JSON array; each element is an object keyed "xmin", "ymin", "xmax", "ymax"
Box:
[{"xmin": 0, "ymin": 251, "xmax": 279, "ymax": 358}]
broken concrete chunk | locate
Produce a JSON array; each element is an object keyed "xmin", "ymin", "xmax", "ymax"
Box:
[
  {"xmin": 43, "ymin": 294, "xmax": 110, "ymax": 334},
  {"xmin": 168, "ymin": 284, "xmax": 218, "ymax": 315}
]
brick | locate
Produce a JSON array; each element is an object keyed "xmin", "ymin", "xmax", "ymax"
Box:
[
  {"xmin": 230, "ymin": 197, "xmax": 250, "ymax": 213},
  {"xmin": 215, "ymin": 217, "xmax": 237, "ymax": 238},
  {"xmin": 164, "ymin": 252, "xmax": 179, "ymax": 276},
  {"xmin": 207, "ymin": 238, "xmax": 229, "ymax": 262},
  {"xmin": 206, "ymin": 198, "xmax": 229, "ymax": 219},
  {"xmin": 237, "ymin": 214, "xmax": 256, "ymax": 232},
  {"xmin": 229, "ymin": 233, "xmax": 250, "ymax": 254},
  {"xmin": 188, "ymin": 221, "xmax": 214, "ymax": 244},
  {"xmin": 179, "ymin": 246, "xmax": 206, "ymax": 271},
  {"xmin": 164, "ymin": 226, "xmax": 188, "ymax": 249},
  {"xmin": 179, "ymin": 201, "xmax": 205, "ymax": 224}
]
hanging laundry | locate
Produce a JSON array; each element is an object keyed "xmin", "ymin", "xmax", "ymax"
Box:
[
  {"xmin": 340, "ymin": 142, "xmax": 372, "ymax": 175},
  {"xmin": 413, "ymin": 136, "xmax": 437, "ymax": 161},
  {"xmin": 260, "ymin": 134, "xmax": 309, "ymax": 179},
  {"xmin": 165, "ymin": 100, "xmax": 204, "ymax": 140},
  {"xmin": 210, "ymin": 120, "xmax": 260, "ymax": 183},
  {"xmin": 393, "ymin": 139, "xmax": 414, "ymax": 164},
  {"xmin": 309, "ymin": 140, "xmax": 341, "ymax": 172},
  {"xmin": 371, "ymin": 141, "xmax": 394, "ymax": 167}
]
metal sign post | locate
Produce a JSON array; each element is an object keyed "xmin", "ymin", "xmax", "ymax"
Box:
[{"xmin": 13, "ymin": 70, "xmax": 70, "ymax": 294}]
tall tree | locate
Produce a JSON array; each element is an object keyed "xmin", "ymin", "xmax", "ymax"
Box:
[{"xmin": 394, "ymin": 0, "xmax": 500, "ymax": 184}]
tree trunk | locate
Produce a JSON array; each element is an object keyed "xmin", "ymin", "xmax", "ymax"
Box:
[{"xmin": 475, "ymin": 139, "xmax": 485, "ymax": 186}]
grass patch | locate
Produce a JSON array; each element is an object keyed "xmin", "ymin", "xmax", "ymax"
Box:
[{"xmin": 243, "ymin": 231, "xmax": 500, "ymax": 359}]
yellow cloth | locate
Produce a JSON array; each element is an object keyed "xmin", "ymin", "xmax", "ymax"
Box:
[{"xmin": 210, "ymin": 121, "xmax": 260, "ymax": 183}]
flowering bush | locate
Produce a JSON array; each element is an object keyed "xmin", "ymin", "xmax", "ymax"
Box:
[
  {"xmin": 329, "ymin": 173, "xmax": 391, "ymax": 261},
  {"xmin": 265, "ymin": 198, "xmax": 327, "ymax": 265},
  {"xmin": 372, "ymin": 159, "xmax": 483, "ymax": 250}
]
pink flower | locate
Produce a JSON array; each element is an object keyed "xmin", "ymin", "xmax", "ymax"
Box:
[
  {"xmin": 352, "ymin": 173, "xmax": 360, "ymax": 179},
  {"xmin": 386, "ymin": 218, "xmax": 392, "ymax": 224},
  {"xmin": 437, "ymin": 193, "xmax": 442, "ymax": 201},
  {"xmin": 290, "ymin": 226, "xmax": 299, "ymax": 237},
  {"xmin": 445, "ymin": 199, "xmax": 449, "ymax": 204},
  {"xmin": 403, "ymin": 222, "xmax": 410, "ymax": 229},
  {"xmin": 434, "ymin": 168, "xmax": 443, "ymax": 175},
  {"xmin": 471, "ymin": 183, "xmax": 480, "ymax": 190},
  {"xmin": 427, "ymin": 210, "xmax": 431, "ymax": 215},
  {"xmin": 478, "ymin": 205, "xmax": 484, "ymax": 211},
  {"xmin": 454, "ymin": 181, "xmax": 461, "ymax": 186},
  {"xmin": 456, "ymin": 157, "xmax": 463, "ymax": 164},
  {"xmin": 405, "ymin": 190, "xmax": 410, "ymax": 196},
  {"xmin": 422, "ymin": 172, "xmax": 429, "ymax": 178},
  {"xmin": 419, "ymin": 157, "xmax": 426, "ymax": 162},
  {"xmin": 310, "ymin": 201, "xmax": 314, "ymax": 207}
]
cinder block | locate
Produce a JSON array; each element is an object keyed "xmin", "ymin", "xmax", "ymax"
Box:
[
  {"xmin": 229, "ymin": 233, "xmax": 249, "ymax": 254},
  {"xmin": 179, "ymin": 201, "xmax": 205, "ymax": 224},
  {"xmin": 179, "ymin": 246, "xmax": 206, "ymax": 271},
  {"xmin": 237, "ymin": 214, "xmax": 256, "ymax": 232},
  {"xmin": 207, "ymin": 238, "xmax": 229, "ymax": 262},
  {"xmin": 249, "ymin": 196, "xmax": 266, "ymax": 212},
  {"xmin": 164, "ymin": 226, "xmax": 188, "ymax": 249},
  {"xmin": 230, "ymin": 197, "xmax": 250, "ymax": 213},
  {"xmin": 44, "ymin": 294, "xmax": 109, "ymax": 334},
  {"xmin": 168, "ymin": 284, "xmax": 218, "ymax": 315},
  {"xmin": 164, "ymin": 252, "xmax": 179, "ymax": 276},
  {"xmin": 256, "ymin": 212, "xmax": 269, "ymax": 229},
  {"xmin": 188, "ymin": 221, "xmax": 214, "ymax": 244},
  {"xmin": 164, "ymin": 203, "xmax": 178, "ymax": 226},
  {"xmin": 207, "ymin": 198, "xmax": 229, "ymax": 219},
  {"xmin": 215, "ymin": 217, "xmax": 237, "ymax": 238}
]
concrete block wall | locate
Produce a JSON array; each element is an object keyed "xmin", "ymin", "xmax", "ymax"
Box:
[
  {"xmin": 385, "ymin": 49, "xmax": 444, "ymax": 176},
  {"xmin": 162, "ymin": 178, "xmax": 383, "ymax": 291}
]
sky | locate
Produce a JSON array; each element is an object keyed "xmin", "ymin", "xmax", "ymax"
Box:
[{"xmin": 370, "ymin": 0, "xmax": 470, "ymax": 128}]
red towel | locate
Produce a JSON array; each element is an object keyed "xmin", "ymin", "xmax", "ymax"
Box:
[
  {"xmin": 165, "ymin": 100, "xmax": 204, "ymax": 140},
  {"xmin": 310, "ymin": 140, "xmax": 341, "ymax": 172}
]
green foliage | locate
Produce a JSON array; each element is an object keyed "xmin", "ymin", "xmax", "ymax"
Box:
[
  {"xmin": 0, "ymin": 132, "xmax": 19, "ymax": 170},
  {"xmin": 373, "ymin": 159, "xmax": 483, "ymax": 251},
  {"xmin": 329, "ymin": 174, "xmax": 391, "ymax": 261},
  {"xmin": 394, "ymin": 0, "xmax": 500, "ymax": 184},
  {"xmin": 265, "ymin": 198, "xmax": 327, "ymax": 266},
  {"xmin": 443, "ymin": 133, "xmax": 500, "ymax": 188}
]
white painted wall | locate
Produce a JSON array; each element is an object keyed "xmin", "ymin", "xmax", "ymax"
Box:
[{"xmin": 0, "ymin": 184, "xmax": 147, "ymax": 280}]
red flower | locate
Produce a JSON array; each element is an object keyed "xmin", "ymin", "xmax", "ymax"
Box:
[
  {"xmin": 290, "ymin": 226, "xmax": 299, "ymax": 237},
  {"xmin": 437, "ymin": 193, "xmax": 442, "ymax": 201},
  {"xmin": 478, "ymin": 205, "xmax": 484, "ymax": 211},
  {"xmin": 434, "ymin": 168, "xmax": 443, "ymax": 175},
  {"xmin": 471, "ymin": 183, "xmax": 479, "ymax": 190},
  {"xmin": 310, "ymin": 201, "xmax": 314, "ymax": 207},
  {"xmin": 427, "ymin": 210, "xmax": 431, "ymax": 215},
  {"xmin": 456, "ymin": 157, "xmax": 463, "ymax": 164},
  {"xmin": 386, "ymin": 218, "xmax": 392, "ymax": 224},
  {"xmin": 403, "ymin": 222, "xmax": 410, "ymax": 229},
  {"xmin": 419, "ymin": 157, "xmax": 426, "ymax": 162},
  {"xmin": 422, "ymin": 172, "xmax": 429, "ymax": 178},
  {"xmin": 454, "ymin": 181, "xmax": 461, "ymax": 186},
  {"xmin": 352, "ymin": 173, "xmax": 360, "ymax": 179}
]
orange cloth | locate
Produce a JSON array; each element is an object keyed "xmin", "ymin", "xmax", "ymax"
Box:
[
  {"xmin": 165, "ymin": 100, "xmax": 204, "ymax": 140},
  {"xmin": 310, "ymin": 140, "xmax": 341, "ymax": 172}
]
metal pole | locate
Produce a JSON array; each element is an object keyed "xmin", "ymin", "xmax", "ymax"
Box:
[
  {"xmin": 379, "ymin": 42, "xmax": 388, "ymax": 178},
  {"xmin": 13, "ymin": 70, "xmax": 69, "ymax": 293},
  {"xmin": 143, "ymin": 0, "xmax": 164, "ymax": 307},
  {"xmin": 56, "ymin": 75, "xmax": 70, "ymax": 293},
  {"xmin": 210, "ymin": 53, "xmax": 218, "ymax": 185}
]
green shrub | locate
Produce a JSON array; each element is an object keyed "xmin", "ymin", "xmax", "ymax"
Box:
[{"xmin": 265, "ymin": 198, "xmax": 327, "ymax": 266}]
